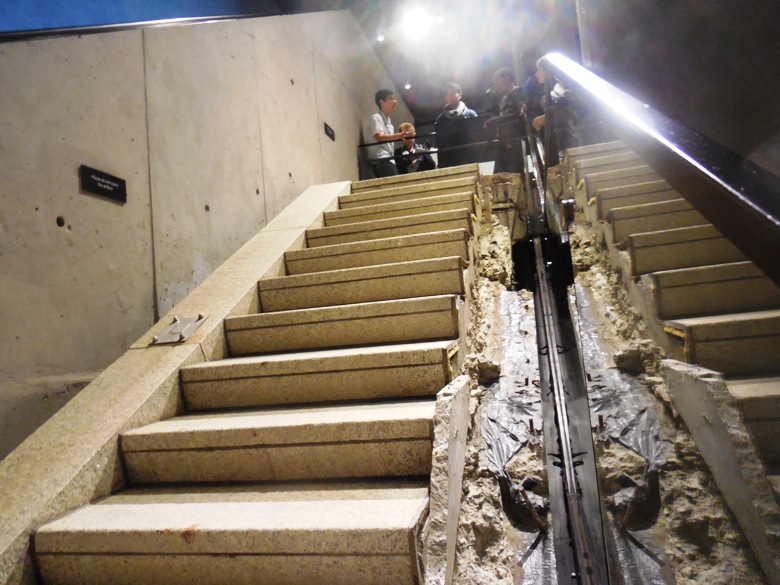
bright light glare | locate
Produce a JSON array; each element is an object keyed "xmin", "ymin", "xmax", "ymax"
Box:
[
  {"xmin": 377, "ymin": 35, "xmax": 385, "ymax": 42},
  {"xmin": 404, "ymin": 83, "xmax": 412, "ymax": 90},
  {"xmin": 400, "ymin": 7, "xmax": 434, "ymax": 37}
]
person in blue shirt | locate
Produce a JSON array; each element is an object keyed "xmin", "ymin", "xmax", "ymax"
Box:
[
  {"xmin": 435, "ymin": 82, "xmax": 477, "ymax": 128},
  {"xmin": 394, "ymin": 123, "xmax": 436, "ymax": 174}
]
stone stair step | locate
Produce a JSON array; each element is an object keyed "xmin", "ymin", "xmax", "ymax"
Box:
[
  {"xmin": 35, "ymin": 482, "xmax": 428, "ymax": 585},
  {"xmin": 608, "ymin": 198, "xmax": 707, "ymax": 242},
  {"xmin": 563, "ymin": 140, "xmax": 628, "ymax": 169},
  {"xmin": 181, "ymin": 340, "xmax": 457, "ymax": 410},
  {"xmin": 340, "ymin": 176, "xmax": 478, "ymax": 210},
  {"xmin": 627, "ymin": 224, "xmax": 746, "ymax": 276},
  {"xmin": 650, "ymin": 261, "xmax": 780, "ymax": 319},
  {"xmin": 122, "ymin": 399, "xmax": 435, "ymax": 483},
  {"xmin": 350, "ymin": 163, "xmax": 479, "ymax": 195},
  {"xmin": 593, "ymin": 180, "xmax": 679, "ymax": 221},
  {"xmin": 727, "ymin": 377, "xmax": 780, "ymax": 464},
  {"xmin": 665, "ymin": 309, "xmax": 780, "ymax": 376},
  {"xmin": 306, "ymin": 208, "xmax": 474, "ymax": 248},
  {"xmin": 259, "ymin": 256, "xmax": 464, "ymax": 312},
  {"xmin": 768, "ymin": 474, "xmax": 780, "ymax": 504},
  {"xmin": 572, "ymin": 150, "xmax": 643, "ymax": 183},
  {"xmin": 226, "ymin": 295, "xmax": 459, "ymax": 356},
  {"xmin": 325, "ymin": 191, "xmax": 477, "ymax": 227},
  {"xmin": 578, "ymin": 164, "xmax": 660, "ymax": 208},
  {"xmin": 287, "ymin": 229, "xmax": 469, "ymax": 275}
]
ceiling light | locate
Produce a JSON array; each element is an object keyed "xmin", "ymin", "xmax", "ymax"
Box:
[
  {"xmin": 377, "ymin": 35, "xmax": 385, "ymax": 42},
  {"xmin": 405, "ymin": 83, "xmax": 412, "ymax": 90},
  {"xmin": 400, "ymin": 7, "xmax": 434, "ymax": 37}
]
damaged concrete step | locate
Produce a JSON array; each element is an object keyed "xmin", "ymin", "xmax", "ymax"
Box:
[
  {"xmin": 122, "ymin": 399, "xmax": 435, "ymax": 483},
  {"xmin": 340, "ymin": 176, "xmax": 478, "ymax": 210},
  {"xmin": 649, "ymin": 261, "xmax": 780, "ymax": 319},
  {"xmin": 226, "ymin": 295, "xmax": 459, "ymax": 356},
  {"xmin": 258, "ymin": 256, "xmax": 464, "ymax": 312},
  {"xmin": 594, "ymin": 180, "xmax": 679, "ymax": 221},
  {"xmin": 579, "ymin": 164, "xmax": 661, "ymax": 207},
  {"xmin": 325, "ymin": 191, "xmax": 477, "ymax": 227},
  {"xmin": 627, "ymin": 224, "xmax": 747, "ymax": 276},
  {"xmin": 287, "ymin": 229, "xmax": 469, "ymax": 275},
  {"xmin": 571, "ymin": 150, "xmax": 643, "ymax": 183},
  {"xmin": 306, "ymin": 209, "xmax": 474, "ymax": 248},
  {"xmin": 727, "ymin": 377, "xmax": 780, "ymax": 464},
  {"xmin": 35, "ymin": 481, "xmax": 428, "ymax": 585},
  {"xmin": 181, "ymin": 340, "xmax": 457, "ymax": 410},
  {"xmin": 608, "ymin": 198, "xmax": 707, "ymax": 243},
  {"xmin": 350, "ymin": 163, "xmax": 479, "ymax": 194},
  {"xmin": 564, "ymin": 140, "xmax": 628, "ymax": 170},
  {"xmin": 665, "ymin": 309, "xmax": 780, "ymax": 375}
]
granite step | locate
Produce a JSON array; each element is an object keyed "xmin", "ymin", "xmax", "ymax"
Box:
[
  {"xmin": 258, "ymin": 256, "xmax": 465, "ymax": 312},
  {"xmin": 608, "ymin": 198, "xmax": 706, "ymax": 243},
  {"xmin": 649, "ymin": 261, "xmax": 780, "ymax": 319},
  {"xmin": 350, "ymin": 163, "xmax": 479, "ymax": 195},
  {"xmin": 181, "ymin": 340, "xmax": 457, "ymax": 411},
  {"xmin": 627, "ymin": 224, "xmax": 747, "ymax": 276},
  {"xmin": 287, "ymin": 229, "xmax": 469, "ymax": 275},
  {"xmin": 122, "ymin": 399, "xmax": 435, "ymax": 483},
  {"xmin": 563, "ymin": 140, "xmax": 628, "ymax": 171},
  {"xmin": 571, "ymin": 150, "xmax": 643, "ymax": 184},
  {"xmin": 577, "ymin": 164, "xmax": 660, "ymax": 209},
  {"xmin": 35, "ymin": 482, "xmax": 429, "ymax": 585},
  {"xmin": 727, "ymin": 377, "xmax": 780, "ymax": 465},
  {"xmin": 306, "ymin": 208, "xmax": 474, "ymax": 248},
  {"xmin": 593, "ymin": 180, "xmax": 679, "ymax": 222},
  {"xmin": 325, "ymin": 191, "xmax": 477, "ymax": 227},
  {"xmin": 226, "ymin": 295, "xmax": 459, "ymax": 356},
  {"xmin": 664, "ymin": 309, "xmax": 780, "ymax": 376},
  {"xmin": 342, "ymin": 176, "xmax": 478, "ymax": 210}
]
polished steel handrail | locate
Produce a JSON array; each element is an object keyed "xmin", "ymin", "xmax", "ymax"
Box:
[{"xmin": 540, "ymin": 52, "xmax": 780, "ymax": 286}]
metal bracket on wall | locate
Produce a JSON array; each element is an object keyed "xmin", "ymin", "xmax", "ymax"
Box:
[{"xmin": 150, "ymin": 315, "xmax": 207, "ymax": 345}]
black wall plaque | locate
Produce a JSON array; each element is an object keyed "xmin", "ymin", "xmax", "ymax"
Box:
[
  {"xmin": 79, "ymin": 165, "xmax": 127, "ymax": 203},
  {"xmin": 323, "ymin": 122, "xmax": 336, "ymax": 142}
]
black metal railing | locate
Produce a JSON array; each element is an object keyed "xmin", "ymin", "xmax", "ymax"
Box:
[{"xmin": 538, "ymin": 52, "xmax": 780, "ymax": 286}]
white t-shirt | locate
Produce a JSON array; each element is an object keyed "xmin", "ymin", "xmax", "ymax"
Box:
[{"xmin": 365, "ymin": 112, "xmax": 395, "ymax": 161}]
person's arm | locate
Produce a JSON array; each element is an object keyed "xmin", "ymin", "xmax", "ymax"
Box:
[{"xmin": 374, "ymin": 130, "xmax": 412, "ymax": 143}]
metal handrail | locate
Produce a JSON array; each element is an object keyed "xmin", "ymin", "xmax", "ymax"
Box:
[{"xmin": 540, "ymin": 52, "xmax": 780, "ymax": 287}]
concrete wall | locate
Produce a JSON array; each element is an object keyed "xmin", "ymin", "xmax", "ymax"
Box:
[
  {"xmin": 0, "ymin": 10, "xmax": 412, "ymax": 460},
  {"xmin": 575, "ymin": 0, "xmax": 780, "ymax": 176}
]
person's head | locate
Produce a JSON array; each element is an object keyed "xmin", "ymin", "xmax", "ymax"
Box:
[
  {"xmin": 398, "ymin": 122, "xmax": 416, "ymax": 148},
  {"xmin": 493, "ymin": 68, "xmax": 516, "ymax": 95},
  {"xmin": 375, "ymin": 89, "xmax": 397, "ymax": 114},
  {"xmin": 535, "ymin": 58, "xmax": 547, "ymax": 84},
  {"xmin": 443, "ymin": 82, "xmax": 463, "ymax": 108}
]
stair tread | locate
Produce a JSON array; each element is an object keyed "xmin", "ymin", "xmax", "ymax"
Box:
[
  {"xmin": 182, "ymin": 339, "xmax": 457, "ymax": 381},
  {"xmin": 328, "ymin": 191, "xmax": 475, "ymax": 223},
  {"xmin": 35, "ymin": 482, "xmax": 429, "ymax": 555},
  {"xmin": 727, "ymin": 377, "xmax": 780, "ymax": 420},
  {"xmin": 349, "ymin": 165, "xmax": 478, "ymax": 194},
  {"xmin": 667, "ymin": 308, "xmax": 780, "ymax": 330},
  {"xmin": 122, "ymin": 400, "xmax": 435, "ymax": 451}
]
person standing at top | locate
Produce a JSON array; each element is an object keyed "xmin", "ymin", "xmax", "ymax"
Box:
[
  {"xmin": 435, "ymin": 82, "xmax": 477, "ymax": 128},
  {"xmin": 364, "ymin": 89, "xmax": 413, "ymax": 178},
  {"xmin": 484, "ymin": 68, "xmax": 526, "ymax": 173}
]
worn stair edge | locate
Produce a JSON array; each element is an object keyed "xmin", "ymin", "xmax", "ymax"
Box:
[
  {"xmin": 226, "ymin": 295, "xmax": 459, "ymax": 356},
  {"xmin": 122, "ymin": 400, "xmax": 435, "ymax": 483},
  {"xmin": 572, "ymin": 150, "xmax": 643, "ymax": 182},
  {"xmin": 608, "ymin": 198, "xmax": 706, "ymax": 242},
  {"xmin": 181, "ymin": 340, "xmax": 457, "ymax": 411},
  {"xmin": 325, "ymin": 191, "xmax": 477, "ymax": 227},
  {"xmin": 662, "ymin": 360, "xmax": 780, "ymax": 584},
  {"xmin": 258, "ymin": 256, "xmax": 465, "ymax": 312},
  {"xmin": 286, "ymin": 229, "xmax": 469, "ymax": 275},
  {"xmin": 35, "ymin": 482, "xmax": 429, "ymax": 585},
  {"xmin": 628, "ymin": 224, "xmax": 746, "ymax": 276},
  {"xmin": 664, "ymin": 309, "xmax": 780, "ymax": 375},
  {"xmin": 727, "ymin": 377, "xmax": 780, "ymax": 421},
  {"xmin": 306, "ymin": 208, "xmax": 474, "ymax": 248},
  {"xmin": 651, "ymin": 261, "xmax": 780, "ymax": 319},
  {"xmin": 349, "ymin": 164, "xmax": 479, "ymax": 194}
]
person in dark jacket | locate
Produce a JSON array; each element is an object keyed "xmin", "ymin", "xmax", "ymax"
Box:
[{"xmin": 394, "ymin": 123, "xmax": 436, "ymax": 174}]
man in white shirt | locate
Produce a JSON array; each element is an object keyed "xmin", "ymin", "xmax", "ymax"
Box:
[{"xmin": 364, "ymin": 89, "xmax": 412, "ymax": 178}]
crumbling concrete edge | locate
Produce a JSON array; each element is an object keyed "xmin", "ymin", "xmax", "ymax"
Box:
[
  {"xmin": 420, "ymin": 374, "xmax": 471, "ymax": 585},
  {"xmin": 662, "ymin": 359, "xmax": 780, "ymax": 585}
]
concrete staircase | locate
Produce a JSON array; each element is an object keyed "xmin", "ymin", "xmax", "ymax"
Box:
[
  {"xmin": 32, "ymin": 167, "xmax": 480, "ymax": 585},
  {"xmin": 565, "ymin": 142, "xmax": 780, "ymax": 577}
]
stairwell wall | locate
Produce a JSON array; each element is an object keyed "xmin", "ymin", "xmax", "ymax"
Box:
[{"xmin": 0, "ymin": 10, "xmax": 412, "ymax": 460}]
